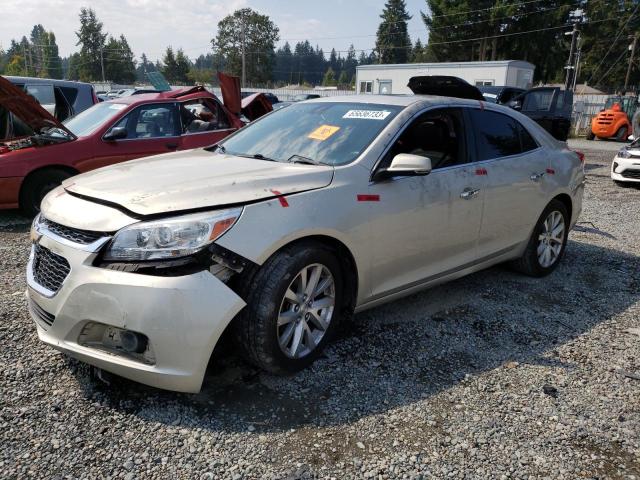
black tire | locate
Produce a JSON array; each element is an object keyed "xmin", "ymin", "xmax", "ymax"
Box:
[
  {"xmin": 615, "ymin": 126, "xmax": 628, "ymax": 141},
  {"xmin": 233, "ymin": 242, "xmax": 344, "ymax": 374},
  {"xmin": 511, "ymin": 199, "xmax": 570, "ymax": 277},
  {"xmin": 586, "ymin": 131, "xmax": 595, "ymax": 140},
  {"xmin": 20, "ymin": 169, "xmax": 72, "ymax": 217},
  {"xmin": 614, "ymin": 180, "xmax": 629, "ymax": 187}
]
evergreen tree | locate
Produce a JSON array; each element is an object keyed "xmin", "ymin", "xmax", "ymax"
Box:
[
  {"xmin": 322, "ymin": 67, "xmax": 337, "ymax": 86},
  {"xmin": 44, "ymin": 32, "xmax": 63, "ymax": 79},
  {"xmin": 375, "ymin": 0, "xmax": 412, "ymax": 64},
  {"xmin": 104, "ymin": 35, "xmax": 136, "ymax": 84},
  {"xmin": 66, "ymin": 52, "xmax": 82, "ymax": 80},
  {"xmin": 75, "ymin": 8, "xmax": 107, "ymax": 81},
  {"xmin": 274, "ymin": 42, "xmax": 293, "ymax": 84},
  {"xmin": 338, "ymin": 70, "xmax": 349, "ymax": 85},
  {"xmin": 161, "ymin": 46, "xmax": 179, "ymax": 83},
  {"xmin": 174, "ymin": 49, "xmax": 192, "ymax": 85}
]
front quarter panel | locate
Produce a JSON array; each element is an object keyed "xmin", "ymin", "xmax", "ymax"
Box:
[{"xmin": 215, "ymin": 165, "xmax": 373, "ymax": 304}]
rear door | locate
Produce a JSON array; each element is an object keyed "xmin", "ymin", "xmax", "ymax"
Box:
[
  {"xmin": 83, "ymin": 102, "xmax": 182, "ymax": 171},
  {"xmin": 467, "ymin": 108, "xmax": 550, "ymax": 258},
  {"xmin": 368, "ymin": 107, "xmax": 485, "ymax": 298},
  {"xmin": 179, "ymin": 98, "xmax": 236, "ymax": 150}
]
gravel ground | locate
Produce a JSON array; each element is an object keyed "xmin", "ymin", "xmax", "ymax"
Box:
[{"xmin": 1, "ymin": 147, "xmax": 639, "ymax": 479}]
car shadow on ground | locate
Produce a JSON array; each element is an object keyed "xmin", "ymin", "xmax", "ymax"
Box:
[{"xmin": 70, "ymin": 238, "xmax": 639, "ymax": 433}]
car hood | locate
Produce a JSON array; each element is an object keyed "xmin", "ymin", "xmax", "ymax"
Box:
[
  {"xmin": 0, "ymin": 75, "xmax": 73, "ymax": 136},
  {"xmin": 62, "ymin": 149, "xmax": 334, "ymax": 216}
]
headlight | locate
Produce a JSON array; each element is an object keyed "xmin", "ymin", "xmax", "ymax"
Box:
[
  {"xmin": 103, "ymin": 208, "xmax": 242, "ymax": 261},
  {"xmin": 618, "ymin": 149, "xmax": 631, "ymax": 159}
]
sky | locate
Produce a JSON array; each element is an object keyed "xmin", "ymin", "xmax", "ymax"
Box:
[{"xmin": 1, "ymin": 0, "xmax": 428, "ymax": 62}]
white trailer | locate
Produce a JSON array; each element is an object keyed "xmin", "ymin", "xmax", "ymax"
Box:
[{"xmin": 355, "ymin": 60, "xmax": 535, "ymax": 95}]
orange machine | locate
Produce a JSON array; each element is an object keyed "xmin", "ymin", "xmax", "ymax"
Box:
[{"xmin": 588, "ymin": 95, "xmax": 638, "ymax": 140}]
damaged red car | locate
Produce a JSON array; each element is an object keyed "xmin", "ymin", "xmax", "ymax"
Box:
[{"xmin": 0, "ymin": 74, "xmax": 271, "ymax": 215}]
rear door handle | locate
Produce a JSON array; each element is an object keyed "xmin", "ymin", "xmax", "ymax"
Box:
[
  {"xmin": 460, "ymin": 188, "xmax": 480, "ymax": 199},
  {"xmin": 530, "ymin": 172, "xmax": 546, "ymax": 182}
]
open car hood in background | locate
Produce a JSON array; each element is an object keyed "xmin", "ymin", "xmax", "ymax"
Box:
[
  {"xmin": 0, "ymin": 75, "xmax": 73, "ymax": 136},
  {"xmin": 408, "ymin": 75, "xmax": 485, "ymax": 101},
  {"xmin": 241, "ymin": 93, "xmax": 273, "ymax": 122},
  {"xmin": 218, "ymin": 72, "xmax": 242, "ymax": 117}
]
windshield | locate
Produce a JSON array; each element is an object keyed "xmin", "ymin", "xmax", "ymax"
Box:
[
  {"xmin": 220, "ymin": 102, "xmax": 403, "ymax": 166},
  {"xmin": 63, "ymin": 102, "xmax": 128, "ymax": 136}
]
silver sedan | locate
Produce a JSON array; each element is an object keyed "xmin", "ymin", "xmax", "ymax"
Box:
[{"xmin": 28, "ymin": 95, "xmax": 585, "ymax": 392}]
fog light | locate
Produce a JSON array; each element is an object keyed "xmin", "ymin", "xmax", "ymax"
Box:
[
  {"xmin": 120, "ymin": 330, "xmax": 148, "ymax": 353},
  {"xmin": 78, "ymin": 322, "xmax": 155, "ymax": 364},
  {"xmin": 613, "ymin": 162, "xmax": 619, "ymax": 172}
]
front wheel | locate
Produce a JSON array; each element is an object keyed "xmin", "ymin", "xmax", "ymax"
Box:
[
  {"xmin": 233, "ymin": 242, "xmax": 344, "ymax": 374},
  {"xmin": 586, "ymin": 131, "xmax": 595, "ymax": 140},
  {"xmin": 511, "ymin": 200, "xmax": 570, "ymax": 277},
  {"xmin": 20, "ymin": 169, "xmax": 72, "ymax": 217},
  {"xmin": 615, "ymin": 126, "xmax": 628, "ymax": 141}
]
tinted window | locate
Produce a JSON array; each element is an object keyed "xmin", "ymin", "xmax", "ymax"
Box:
[
  {"xmin": 220, "ymin": 102, "xmax": 402, "ymax": 166},
  {"xmin": 385, "ymin": 108, "xmax": 467, "ymax": 170},
  {"xmin": 112, "ymin": 103, "xmax": 179, "ymax": 139},
  {"xmin": 519, "ymin": 123, "xmax": 538, "ymax": 152},
  {"xmin": 469, "ymin": 109, "xmax": 521, "ymax": 160},
  {"xmin": 522, "ymin": 90, "xmax": 554, "ymax": 111}
]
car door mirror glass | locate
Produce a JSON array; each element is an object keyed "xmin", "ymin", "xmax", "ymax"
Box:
[
  {"xmin": 508, "ymin": 99, "xmax": 522, "ymax": 110},
  {"xmin": 104, "ymin": 126, "xmax": 127, "ymax": 141}
]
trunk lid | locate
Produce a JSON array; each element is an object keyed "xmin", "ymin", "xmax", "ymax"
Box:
[{"xmin": 63, "ymin": 149, "xmax": 334, "ymax": 216}]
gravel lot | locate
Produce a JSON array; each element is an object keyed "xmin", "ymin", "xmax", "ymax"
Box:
[{"xmin": 1, "ymin": 145, "xmax": 639, "ymax": 479}]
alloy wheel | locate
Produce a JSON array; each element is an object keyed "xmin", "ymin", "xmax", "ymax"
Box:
[
  {"xmin": 277, "ymin": 263, "xmax": 335, "ymax": 359},
  {"xmin": 537, "ymin": 210, "xmax": 565, "ymax": 268}
]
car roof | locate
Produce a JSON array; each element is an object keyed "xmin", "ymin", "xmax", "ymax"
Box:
[
  {"xmin": 5, "ymin": 76, "xmax": 94, "ymax": 89},
  {"xmin": 306, "ymin": 94, "xmax": 491, "ymax": 108}
]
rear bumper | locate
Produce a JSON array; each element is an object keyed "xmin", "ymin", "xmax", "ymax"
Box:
[{"xmin": 26, "ymin": 233, "xmax": 245, "ymax": 393}]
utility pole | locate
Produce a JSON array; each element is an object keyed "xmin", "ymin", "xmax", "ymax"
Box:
[
  {"xmin": 100, "ymin": 46, "xmax": 105, "ymax": 83},
  {"xmin": 240, "ymin": 18, "xmax": 246, "ymax": 88},
  {"xmin": 564, "ymin": 23, "xmax": 579, "ymax": 90},
  {"xmin": 625, "ymin": 34, "xmax": 638, "ymax": 91}
]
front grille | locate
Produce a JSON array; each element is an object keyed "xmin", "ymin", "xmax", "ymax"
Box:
[
  {"xmin": 32, "ymin": 244, "xmax": 71, "ymax": 294},
  {"xmin": 29, "ymin": 299, "xmax": 55, "ymax": 327},
  {"xmin": 621, "ymin": 169, "xmax": 640, "ymax": 179},
  {"xmin": 40, "ymin": 217, "xmax": 105, "ymax": 245}
]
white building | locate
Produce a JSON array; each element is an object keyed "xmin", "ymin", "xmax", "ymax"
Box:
[{"xmin": 355, "ymin": 60, "xmax": 535, "ymax": 95}]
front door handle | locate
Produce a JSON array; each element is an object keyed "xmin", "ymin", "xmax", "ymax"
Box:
[
  {"xmin": 530, "ymin": 172, "xmax": 546, "ymax": 182},
  {"xmin": 460, "ymin": 188, "xmax": 480, "ymax": 200}
]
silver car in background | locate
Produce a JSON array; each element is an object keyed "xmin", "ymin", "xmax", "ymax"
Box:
[{"xmin": 27, "ymin": 95, "xmax": 585, "ymax": 392}]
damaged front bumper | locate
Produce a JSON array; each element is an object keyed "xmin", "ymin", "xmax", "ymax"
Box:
[{"xmin": 26, "ymin": 231, "xmax": 246, "ymax": 393}]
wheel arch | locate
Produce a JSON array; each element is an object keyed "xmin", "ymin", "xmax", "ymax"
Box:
[
  {"xmin": 552, "ymin": 193, "xmax": 573, "ymax": 222},
  {"xmin": 19, "ymin": 165, "xmax": 79, "ymax": 206}
]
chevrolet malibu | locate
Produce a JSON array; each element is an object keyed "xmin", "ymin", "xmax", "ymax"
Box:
[{"xmin": 28, "ymin": 95, "xmax": 586, "ymax": 392}]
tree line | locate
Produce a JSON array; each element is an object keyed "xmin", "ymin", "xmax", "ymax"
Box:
[{"xmin": 0, "ymin": 1, "xmax": 638, "ymax": 89}]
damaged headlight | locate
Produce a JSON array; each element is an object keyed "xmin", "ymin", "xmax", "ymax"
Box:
[{"xmin": 103, "ymin": 208, "xmax": 242, "ymax": 261}]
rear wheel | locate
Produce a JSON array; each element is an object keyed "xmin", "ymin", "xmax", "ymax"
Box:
[
  {"xmin": 586, "ymin": 130, "xmax": 595, "ymax": 140},
  {"xmin": 233, "ymin": 242, "xmax": 344, "ymax": 374},
  {"xmin": 20, "ymin": 169, "xmax": 72, "ymax": 217},
  {"xmin": 511, "ymin": 199, "xmax": 569, "ymax": 277},
  {"xmin": 615, "ymin": 126, "xmax": 628, "ymax": 141}
]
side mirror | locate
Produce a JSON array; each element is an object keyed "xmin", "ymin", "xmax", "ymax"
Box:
[
  {"xmin": 508, "ymin": 99, "xmax": 522, "ymax": 110},
  {"xmin": 373, "ymin": 153, "xmax": 432, "ymax": 181},
  {"xmin": 103, "ymin": 126, "xmax": 127, "ymax": 141}
]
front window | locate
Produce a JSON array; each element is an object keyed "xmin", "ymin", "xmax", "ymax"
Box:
[
  {"xmin": 63, "ymin": 102, "xmax": 128, "ymax": 137},
  {"xmin": 110, "ymin": 103, "xmax": 180, "ymax": 139},
  {"xmin": 219, "ymin": 102, "xmax": 403, "ymax": 166}
]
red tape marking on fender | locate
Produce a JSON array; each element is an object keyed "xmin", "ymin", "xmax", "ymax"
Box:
[
  {"xmin": 270, "ymin": 190, "xmax": 289, "ymax": 207},
  {"xmin": 357, "ymin": 194, "xmax": 380, "ymax": 202},
  {"xmin": 546, "ymin": 168, "xmax": 556, "ymax": 175},
  {"xmin": 475, "ymin": 168, "xmax": 488, "ymax": 176}
]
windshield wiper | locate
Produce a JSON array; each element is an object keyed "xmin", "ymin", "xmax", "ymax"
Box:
[
  {"xmin": 209, "ymin": 144, "xmax": 226, "ymax": 153},
  {"xmin": 288, "ymin": 154, "xmax": 324, "ymax": 165},
  {"xmin": 228, "ymin": 151, "xmax": 278, "ymax": 162}
]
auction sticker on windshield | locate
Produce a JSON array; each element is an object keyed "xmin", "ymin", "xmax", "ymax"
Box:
[
  {"xmin": 308, "ymin": 125, "xmax": 340, "ymax": 141},
  {"xmin": 343, "ymin": 110, "xmax": 391, "ymax": 120}
]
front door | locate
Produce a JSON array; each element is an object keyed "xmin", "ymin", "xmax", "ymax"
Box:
[
  {"xmin": 467, "ymin": 108, "xmax": 550, "ymax": 257},
  {"xmin": 368, "ymin": 107, "xmax": 485, "ymax": 298},
  {"xmin": 82, "ymin": 102, "xmax": 182, "ymax": 171},
  {"xmin": 179, "ymin": 98, "xmax": 237, "ymax": 150}
]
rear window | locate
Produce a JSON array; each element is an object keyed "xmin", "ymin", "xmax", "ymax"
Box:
[
  {"xmin": 220, "ymin": 102, "xmax": 403, "ymax": 166},
  {"xmin": 469, "ymin": 109, "xmax": 522, "ymax": 160},
  {"xmin": 25, "ymin": 84, "xmax": 55, "ymax": 105}
]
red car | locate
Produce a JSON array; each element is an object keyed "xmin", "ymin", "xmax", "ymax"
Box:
[{"xmin": 0, "ymin": 74, "xmax": 270, "ymax": 215}]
